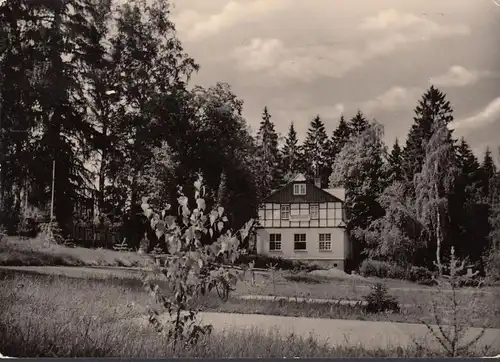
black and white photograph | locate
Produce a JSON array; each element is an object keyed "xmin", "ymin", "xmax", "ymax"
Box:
[{"xmin": 0, "ymin": 0, "xmax": 500, "ymax": 358}]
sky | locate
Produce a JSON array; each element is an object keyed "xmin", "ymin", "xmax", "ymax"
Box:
[{"xmin": 170, "ymin": 0, "xmax": 500, "ymax": 159}]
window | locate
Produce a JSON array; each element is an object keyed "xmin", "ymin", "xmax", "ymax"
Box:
[
  {"xmin": 310, "ymin": 204, "xmax": 319, "ymax": 219},
  {"xmin": 293, "ymin": 183, "xmax": 306, "ymax": 195},
  {"xmin": 294, "ymin": 234, "xmax": 307, "ymax": 250},
  {"xmin": 269, "ymin": 234, "xmax": 282, "ymax": 251},
  {"xmin": 281, "ymin": 205, "xmax": 290, "ymax": 220},
  {"xmin": 319, "ymin": 233, "xmax": 332, "ymax": 251}
]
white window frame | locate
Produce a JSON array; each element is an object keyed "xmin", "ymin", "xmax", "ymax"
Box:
[
  {"xmin": 293, "ymin": 183, "xmax": 306, "ymax": 195},
  {"xmin": 269, "ymin": 234, "xmax": 282, "ymax": 251},
  {"xmin": 294, "ymin": 233, "xmax": 307, "ymax": 251},
  {"xmin": 310, "ymin": 204, "xmax": 319, "ymax": 220},
  {"xmin": 280, "ymin": 204, "xmax": 290, "ymax": 220},
  {"xmin": 319, "ymin": 233, "xmax": 332, "ymax": 251}
]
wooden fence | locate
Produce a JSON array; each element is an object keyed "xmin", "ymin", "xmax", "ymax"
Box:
[{"xmin": 71, "ymin": 225, "xmax": 124, "ymax": 249}]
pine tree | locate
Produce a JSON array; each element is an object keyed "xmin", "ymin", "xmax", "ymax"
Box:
[
  {"xmin": 303, "ymin": 115, "xmax": 329, "ymax": 187},
  {"xmin": 281, "ymin": 122, "xmax": 303, "ymax": 178},
  {"xmin": 402, "ymin": 85, "xmax": 454, "ymax": 184},
  {"xmin": 349, "ymin": 110, "xmax": 369, "ymax": 136},
  {"xmin": 255, "ymin": 106, "xmax": 282, "ymax": 195},
  {"xmin": 387, "ymin": 139, "xmax": 403, "ymax": 184}
]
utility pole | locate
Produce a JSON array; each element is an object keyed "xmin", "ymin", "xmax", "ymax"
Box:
[{"xmin": 49, "ymin": 159, "xmax": 55, "ymax": 228}]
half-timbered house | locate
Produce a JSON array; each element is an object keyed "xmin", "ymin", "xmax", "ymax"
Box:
[{"xmin": 256, "ymin": 173, "xmax": 350, "ymax": 270}]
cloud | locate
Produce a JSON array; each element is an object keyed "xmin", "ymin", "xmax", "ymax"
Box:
[
  {"xmin": 452, "ymin": 97, "xmax": 500, "ymax": 131},
  {"xmin": 231, "ymin": 9, "xmax": 470, "ymax": 83},
  {"xmin": 173, "ymin": 0, "xmax": 286, "ymax": 41},
  {"xmin": 362, "ymin": 86, "xmax": 422, "ymax": 113},
  {"xmin": 359, "ymin": 9, "xmax": 425, "ymax": 30},
  {"xmin": 429, "ymin": 66, "xmax": 496, "ymax": 87}
]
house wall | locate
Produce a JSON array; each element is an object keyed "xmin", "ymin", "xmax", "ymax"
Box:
[{"xmin": 256, "ymin": 227, "xmax": 347, "ymax": 270}]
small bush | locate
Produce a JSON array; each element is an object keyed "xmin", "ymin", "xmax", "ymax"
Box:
[
  {"xmin": 359, "ymin": 259, "xmax": 392, "ymax": 278},
  {"xmin": 408, "ymin": 266, "xmax": 435, "ymax": 285},
  {"xmin": 364, "ymin": 283, "xmax": 400, "ymax": 314},
  {"xmin": 387, "ymin": 264, "xmax": 406, "ymax": 280}
]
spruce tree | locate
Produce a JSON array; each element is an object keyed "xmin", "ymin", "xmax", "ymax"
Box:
[
  {"xmin": 455, "ymin": 138, "xmax": 482, "ymax": 203},
  {"xmin": 281, "ymin": 122, "xmax": 303, "ymax": 179},
  {"xmin": 402, "ymin": 85, "xmax": 454, "ymax": 184},
  {"xmin": 450, "ymin": 138, "xmax": 486, "ymax": 262},
  {"xmin": 255, "ymin": 106, "xmax": 282, "ymax": 195},
  {"xmin": 480, "ymin": 147, "xmax": 498, "ymax": 203},
  {"xmin": 329, "ymin": 115, "xmax": 352, "ymax": 162},
  {"xmin": 349, "ymin": 110, "xmax": 369, "ymax": 136},
  {"xmin": 303, "ymin": 115, "xmax": 329, "ymax": 187},
  {"xmin": 387, "ymin": 138, "xmax": 403, "ymax": 184}
]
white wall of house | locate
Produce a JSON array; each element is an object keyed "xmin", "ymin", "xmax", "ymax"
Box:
[{"xmin": 256, "ymin": 227, "xmax": 346, "ymax": 262}]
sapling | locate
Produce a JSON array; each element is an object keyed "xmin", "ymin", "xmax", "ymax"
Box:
[
  {"xmin": 415, "ymin": 246, "xmax": 488, "ymax": 357},
  {"xmin": 140, "ymin": 174, "xmax": 255, "ymax": 347}
]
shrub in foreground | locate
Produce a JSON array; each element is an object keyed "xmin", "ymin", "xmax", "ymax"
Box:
[{"xmin": 364, "ymin": 283, "xmax": 400, "ymax": 314}]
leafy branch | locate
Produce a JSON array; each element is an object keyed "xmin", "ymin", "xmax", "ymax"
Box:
[{"xmin": 140, "ymin": 173, "xmax": 255, "ymax": 347}]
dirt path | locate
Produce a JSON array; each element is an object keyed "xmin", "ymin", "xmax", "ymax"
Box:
[{"xmin": 130, "ymin": 311, "xmax": 500, "ymax": 352}]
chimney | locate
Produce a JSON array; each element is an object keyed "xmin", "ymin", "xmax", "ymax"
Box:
[{"xmin": 314, "ymin": 177, "xmax": 321, "ymax": 188}]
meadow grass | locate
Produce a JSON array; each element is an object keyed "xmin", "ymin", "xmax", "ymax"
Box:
[
  {"xmin": 0, "ymin": 236, "xmax": 153, "ymax": 268},
  {"xmin": 1, "ymin": 269, "xmax": 497, "ymax": 358}
]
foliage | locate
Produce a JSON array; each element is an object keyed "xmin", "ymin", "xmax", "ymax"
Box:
[
  {"xmin": 414, "ymin": 120, "xmax": 458, "ymax": 272},
  {"xmin": 483, "ymin": 247, "xmax": 500, "ymax": 284},
  {"xmin": 402, "ymin": 85, "xmax": 454, "ymax": 183},
  {"xmin": 348, "ymin": 110, "xmax": 370, "ymax": 137},
  {"xmin": 408, "ymin": 266, "xmax": 436, "ymax": 285},
  {"xmin": 330, "ymin": 121, "xmax": 387, "ymax": 265},
  {"xmin": 329, "ymin": 115, "xmax": 352, "ymax": 164},
  {"xmin": 140, "ymin": 174, "xmax": 255, "ymax": 346},
  {"xmin": 364, "ymin": 283, "xmax": 400, "ymax": 314},
  {"xmin": 362, "ymin": 182, "xmax": 426, "ymax": 266},
  {"xmin": 281, "ymin": 122, "xmax": 303, "ymax": 179},
  {"xmin": 358, "ymin": 259, "xmax": 405, "ymax": 280},
  {"xmin": 182, "ymin": 83, "xmax": 259, "ymax": 231},
  {"xmin": 255, "ymin": 106, "xmax": 282, "ymax": 196},
  {"xmin": 479, "ymin": 147, "xmax": 497, "ymax": 203},
  {"xmin": 387, "ymin": 139, "xmax": 403, "ymax": 184},
  {"xmin": 415, "ymin": 247, "xmax": 487, "ymax": 357},
  {"xmin": 38, "ymin": 220, "xmax": 65, "ymax": 245},
  {"xmin": 302, "ymin": 115, "xmax": 330, "ymax": 187}
]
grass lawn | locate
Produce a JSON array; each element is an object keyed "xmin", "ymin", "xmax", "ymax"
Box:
[
  {"xmin": 0, "ymin": 236, "xmax": 153, "ymax": 268},
  {"xmin": 2, "ymin": 265, "xmax": 499, "ymax": 329},
  {"xmin": 1, "ymin": 269, "xmax": 497, "ymax": 358}
]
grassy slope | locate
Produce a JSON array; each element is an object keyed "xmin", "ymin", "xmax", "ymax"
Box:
[
  {"xmin": 0, "ymin": 236, "xmax": 153, "ymax": 267},
  {"xmin": 1, "ymin": 270, "xmax": 497, "ymax": 358}
]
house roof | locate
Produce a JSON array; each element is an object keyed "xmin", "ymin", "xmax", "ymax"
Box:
[{"xmin": 263, "ymin": 174, "xmax": 344, "ymax": 204}]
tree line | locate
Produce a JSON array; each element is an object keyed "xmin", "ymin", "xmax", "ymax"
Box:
[{"xmin": 1, "ymin": 0, "xmax": 499, "ymax": 273}]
